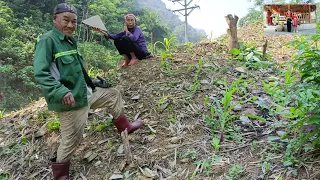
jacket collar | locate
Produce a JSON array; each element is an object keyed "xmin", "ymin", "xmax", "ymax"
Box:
[
  {"xmin": 53, "ymin": 27, "xmax": 77, "ymax": 44},
  {"xmin": 53, "ymin": 27, "xmax": 66, "ymax": 40}
]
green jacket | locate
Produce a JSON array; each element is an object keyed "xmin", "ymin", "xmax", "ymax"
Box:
[{"xmin": 33, "ymin": 27, "xmax": 90, "ymax": 112}]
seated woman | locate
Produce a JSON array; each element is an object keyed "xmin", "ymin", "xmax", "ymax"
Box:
[{"xmin": 93, "ymin": 14, "xmax": 151, "ymax": 67}]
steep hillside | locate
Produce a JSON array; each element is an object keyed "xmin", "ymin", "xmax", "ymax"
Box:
[{"xmin": 1, "ymin": 23, "xmax": 320, "ymax": 180}]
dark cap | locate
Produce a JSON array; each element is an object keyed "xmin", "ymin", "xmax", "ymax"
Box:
[{"xmin": 54, "ymin": 3, "xmax": 77, "ymax": 15}]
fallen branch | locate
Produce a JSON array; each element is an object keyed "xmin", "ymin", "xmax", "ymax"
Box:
[
  {"xmin": 121, "ymin": 129, "xmax": 133, "ymax": 164},
  {"xmin": 220, "ymin": 144, "xmax": 250, "ymax": 153},
  {"xmin": 263, "ymin": 39, "xmax": 268, "ymax": 60}
]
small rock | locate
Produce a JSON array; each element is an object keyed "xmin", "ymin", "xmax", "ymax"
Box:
[
  {"xmin": 180, "ymin": 158, "xmax": 190, "ymax": 163},
  {"xmin": 233, "ymin": 104, "xmax": 242, "ymax": 111},
  {"xmin": 267, "ymin": 76, "xmax": 279, "ymax": 82},
  {"xmin": 148, "ymin": 149, "xmax": 158, "ymax": 154},
  {"xmin": 144, "ymin": 135, "xmax": 156, "ymax": 143},
  {"xmin": 158, "ymin": 103, "xmax": 168, "ymax": 112},
  {"xmin": 83, "ymin": 133, "xmax": 87, "ymax": 138},
  {"xmin": 35, "ymin": 121, "xmax": 49, "ymax": 138},
  {"xmin": 200, "ymin": 80, "xmax": 210, "ymax": 84},
  {"xmin": 94, "ymin": 161, "xmax": 101, "ymax": 166},
  {"xmin": 235, "ymin": 67, "xmax": 246, "ymax": 73},
  {"xmin": 240, "ymin": 116, "xmax": 251, "ymax": 124},
  {"xmin": 169, "ymin": 137, "xmax": 182, "ymax": 144},
  {"xmin": 137, "ymin": 175, "xmax": 152, "ymax": 180},
  {"xmin": 84, "ymin": 151, "xmax": 92, "ymax": 159},
  {"xmin": 109, "ymin": 174, "xmax": 123, "ymax": 180},
  {"xmin": 165, "ymin": 144, "xmax": 180, "ymax": 149},
  {"xmin": 148, "ymin": 121, "xmax": 158, "ymax": 126},
  {"xmin": 203, "ymin": 64, "xmax": 215, "ymax": 68},
  {"xmin": 251, "ymin": 89, "xmax": 260, "ymax": 94},
  {"xmin": 241, "ymin": 108, "xmax": 258, "ymax": 116},
  {"xmin": 87, "ymin": 153, "xmax": 97, "ymax": 162},
  {"xmin": 147, "ymin": 124, "xmax": 156, "ymax": 134},
  {"xmin": 119, "ymin": 160, "xmax": 127, "ymax": 171},
  {"xmin": 117, "ymin": 144, "xmax": 124, "ymax": 154},
  {"xmin": 141, "ymin": 167, "xmax": 158, "ymax": 178},
  {"xmin": 131, "ymin": 95, "xmax": 141, "ymax": 100},
  {"xmin": 98, "ymin": 139, "xmax": 109, "ymax": 145}
]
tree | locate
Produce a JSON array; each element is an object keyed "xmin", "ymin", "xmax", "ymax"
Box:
[
  {"xmin": 248, "ymin": 0, "xmax": 286, "ymax": 10},
  {"xmin": 137, "ymin": 9, "xmax": 169, "ymax": 44},
  {"xmin": 238, "ymin": 8, "xmax": 263, "ymax": 27}
]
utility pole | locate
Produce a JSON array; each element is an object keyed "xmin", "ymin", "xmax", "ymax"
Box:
[{"xmin": 169, "ymin": 0, "xmax": 200, "ymax": 43}]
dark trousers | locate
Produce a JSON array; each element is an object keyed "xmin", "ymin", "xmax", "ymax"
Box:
[
  {"xmin": 287, "ymin": 19, "xmax": 292, "ymax": 32},
  {"xmin": 114, "ymin": 37, "xmax": 147, "ymax": 60}
]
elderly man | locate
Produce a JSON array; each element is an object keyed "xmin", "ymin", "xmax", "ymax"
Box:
[{"xmin": 33, "ymin": 3, "xmax": 143, "ymax": 179}]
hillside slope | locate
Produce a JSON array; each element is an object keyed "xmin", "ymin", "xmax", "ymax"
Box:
[{"xmin": 1, "ymin": 23, "xmax": 319, "ymax": 180}]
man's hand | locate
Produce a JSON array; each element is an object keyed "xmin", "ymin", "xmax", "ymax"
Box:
[{"xmin": 62, "ymin": 92, "xmax": 75, "ymax": 107}]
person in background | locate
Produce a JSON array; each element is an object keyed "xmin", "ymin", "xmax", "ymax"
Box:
[
  {"xmin": 267, "ymin": 9, "xmax": 272, "ymax": 25},
  {"xmin": 285, "ymin": 9, "xmax": 293, "ymax": 32},
  {"xmin": 272, "ymin": 13, "xmax": 278, "ymax": 25},
  {"xmin": 292, "ymin": 12, "xmax": 299, "ymax": 33},
  {"xmin": 33, "ymin": 3, "xmax": 143, "ymax": 179},
  {"xmin": 93, "ymin": 14, "xmax": 151, "ymax": 67}
]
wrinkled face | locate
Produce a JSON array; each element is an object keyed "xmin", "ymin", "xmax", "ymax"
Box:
[
  {"xmin": 53, "ymin": 12, "xmax": 77, "ymax": 37},
  {"xmin": 125, "ymin": 16, "xmax": 136, "ymax": 28}
]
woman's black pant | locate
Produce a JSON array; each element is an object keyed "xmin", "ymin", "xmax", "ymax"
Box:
[
  {"xmin": 114, "ymin": 36, "xmax": 147, "ymax": 60},
  {"xmin": 287, "ymin": 19, "xmax": 292, "ymax": 32}
]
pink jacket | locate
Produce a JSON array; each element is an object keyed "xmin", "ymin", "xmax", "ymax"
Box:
[{"xmin": 292, "ymin": 15, "xmax": 298, "ymax": 26}]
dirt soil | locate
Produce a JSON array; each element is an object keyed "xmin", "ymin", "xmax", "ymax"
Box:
[{"xmin": 1, "ymin": 22, "xmax": 320, "ymax": 180}]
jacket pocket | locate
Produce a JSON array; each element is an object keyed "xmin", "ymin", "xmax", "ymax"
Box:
[{"xmin": 59, "ymin": 55, "xmax": 81, "ymax": 76}]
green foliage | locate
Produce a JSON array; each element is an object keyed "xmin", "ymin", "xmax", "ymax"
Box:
[
  {"xmin": 0, "ymin": 171, "xmax": 11, "ymax": 180},
  {"xmin": 189, "ymin": 58, "xmax": 204, "ymax": 93},
  {"xmin": 225, "ymin": 164, "xmax": 245, "ymax": 180},
  {"xmin": 229, "ymin": 42, "xmax": 274, "ymax": 69},
  {"xmin": 47, "ymin": 120, "xmax": 60, "ymax": 130},
  {"xmin": 0, "ymin": 1, "xmax": 43, "ymax": 111},
  {"xmin": 0, "ymin": 0, "xmax": 178, "ymax": 111},
  {"xmin": 260, "ymin": 35, "xmax": 320, "ymax": 167},
  {"xmin": 37, "ymin": 109, "xmax": 50, "ymax": 120},
  {"xmin": 211, "ymin": 136, "xmax": 220, "ymax": 151},
  {"xmin": 88, "ymin": 119, "xmax": 113, "ymax": 132},
  {"xmin": 238, "ymin": 8, "xmax": 263, "ymax": 27},
  {"xmin": 137, "ymin": 9, "xmax": 170, "ymax": 43},
  {"xmin": 286, "ymin": 34, "xmax": 320, "ymax": 83},
  {"xmin": 79, "ymin": 42, "xmax": 121, "ymax": 72},
  {"xmin": 154, "ymin": 37, "xmax": 177, "ymax": 53},
  {"xmin": 87, "ymin": 67, "xmax": 104, "ymax": 78},
  {"xmin": 210, "ymin": 77, "xmax": 243, "ymax": 132},
  {"xmin": 0, "ymin": 108, "xmax": 5, "ymax": 118}
]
